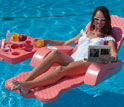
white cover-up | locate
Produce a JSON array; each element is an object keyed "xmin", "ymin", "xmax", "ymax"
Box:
[{"xmin": 71, "ymin": 29, "xmax": 115, "ymax": 61}]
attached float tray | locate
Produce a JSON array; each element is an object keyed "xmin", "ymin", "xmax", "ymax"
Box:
[{"xmin": 0, "ymin": 36, "xmax": 41, "ymax": 64}]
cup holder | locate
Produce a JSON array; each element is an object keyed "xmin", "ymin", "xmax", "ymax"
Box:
[
  {"xmin": 26, "ymin": 40, "xmax": 32, "ymax": 44},
  {"xmin": 11, "ymin": 44, "xmax": 26, "ymax": 49},
  {"xmin": 12, "ymin": 52, "xmax": 20, "ymax": 56},
  {"xmin": 11, "ymin": 44, "xmax": 19, "ymax": 49},
  {"xmin": 24, "ymin": 48, "xmax": 32, "ymax": 52},
  {"xmin": 25, "ymin": 40, "xmax": 33, "ymax": 48}
]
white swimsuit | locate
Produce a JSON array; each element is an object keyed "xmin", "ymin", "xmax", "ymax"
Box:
[{"xmin": 71, "ymin": 29, "xmax": 115, "ymax": 61}]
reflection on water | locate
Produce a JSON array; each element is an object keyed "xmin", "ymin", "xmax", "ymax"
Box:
[{"xmin": 0, "ymin": 0, "xmax": 124, "ymax": 106}]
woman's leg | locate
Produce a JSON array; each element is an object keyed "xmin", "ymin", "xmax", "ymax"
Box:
[
  {"xmin": 23, "ymin": 50, "xmax": 74, "ymax": 81},
  {"xmin": 14, "ymin": 61, "xmax": 91, "ymax": 94}
]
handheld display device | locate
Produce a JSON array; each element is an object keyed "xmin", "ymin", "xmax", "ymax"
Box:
[{"xmin": 87, "ymin": 45, "xmax": 112, "ymax": 63}]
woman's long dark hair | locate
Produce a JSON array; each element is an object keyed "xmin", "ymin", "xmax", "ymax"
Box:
[{"xmin": 90, "ymin": 6, "xmax": 112, "ymax": 35}]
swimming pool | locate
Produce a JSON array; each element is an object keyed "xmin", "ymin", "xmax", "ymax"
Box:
[{"xmin": 0, "ymin": 0, "xmax": 124, "ymax": 107}]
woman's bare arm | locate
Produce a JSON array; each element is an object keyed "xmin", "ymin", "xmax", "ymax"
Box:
[
  {"xmin": 44, "ymin": 33, "xmax": 82, "ymax": 46},
  {"xmin": 107, "ymin": 40, "xmax": 118, "ymax": 62},
  {"xmin": 102, "ymin": 36, "xmax": 118, "ymax": 63},
  {"xmin": 101, "ymin": 35, "xmax": 118, "ymax": 63},
  {"xmin": 108, "ymin": 40, "xmax": 118, "ymax": 57}
]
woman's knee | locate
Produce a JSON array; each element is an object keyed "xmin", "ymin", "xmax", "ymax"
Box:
[
  {"xmin": 54, "ymin": 66, "xmax": 65, "ymax": 76},
  {"xmin": 51, "ymin": 50, "xmax": 61, "ymax": 57},
  {"xmin": 50, "ymin": 50, "xmax": 63, "ymax": 62}
]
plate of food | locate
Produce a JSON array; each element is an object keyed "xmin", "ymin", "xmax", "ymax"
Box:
[{"xmin": 11, "ymin": 33, "xmax": 27, "ymax": 44}]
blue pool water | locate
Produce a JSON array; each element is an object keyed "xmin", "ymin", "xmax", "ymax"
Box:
[{"xmin": 0, "ymin": 0, "xmax": 124, "ymax": 107}]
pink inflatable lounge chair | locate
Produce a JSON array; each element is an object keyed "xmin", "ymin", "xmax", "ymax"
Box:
[{"xmin": 5, "ymin": 15, "xmax": 124, "ymax": 102}]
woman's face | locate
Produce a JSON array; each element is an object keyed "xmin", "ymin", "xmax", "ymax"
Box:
[{"xmin": 94, "ymin": 11, "xmax": 106, "ymax": 30}]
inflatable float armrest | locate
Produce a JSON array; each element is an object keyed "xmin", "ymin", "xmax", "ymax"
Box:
[
  {"xmin": 30, "ymin": 46, "xmax": 74, "ymax": 67},
  {"xmin": 84, "ymin": 60, "xmax": 123, "ymax": 86},
  {"xmin": 51, "ymin": 46, "xmax": 74, "ymax": 55}
]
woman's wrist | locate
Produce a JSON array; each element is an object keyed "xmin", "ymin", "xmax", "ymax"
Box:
[
  {"xmin": 44, "ymin": 39, "xmax": 48, "ymax": 44},
  {"xmin": 113, "ymin": 57, "xmax": 117, "ymax": 62},
  {"xmin": 112, "ymin": 57, "xmax": 118, "ymax": 62}
]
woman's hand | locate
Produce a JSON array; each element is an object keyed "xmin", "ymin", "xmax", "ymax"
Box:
[
  {"xmin": 33, "ymin": 38, "xmax": 45, "ymax": 47},
  {"xmin": 33, "ymin": 38, "xmax": 42, "ymax": 41},
  {"xmin": 101, "ymin": 56, "xmax": 117, "ymax": 63},
  {"xmin": 33, "ymin": 38, "xmax": 41, "ymax": 45}
]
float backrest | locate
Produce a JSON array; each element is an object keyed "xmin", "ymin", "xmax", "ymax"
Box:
[{"xmin": 111, "ymin": 15, "xmax": 124, "ymax": 51}]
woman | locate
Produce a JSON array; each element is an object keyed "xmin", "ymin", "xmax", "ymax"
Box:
[{"xmin": 12, "ymin": 6, "xmax": 118, "ymax": 94}]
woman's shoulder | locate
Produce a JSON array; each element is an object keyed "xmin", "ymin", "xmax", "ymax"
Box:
[
  {"xmin": 104, "ymin": 35, "xmax": 116, "ymax": 42},
  {"xmin": 80, "ymin": 29, "xmax": 86, "ymax": 33},
  {"xmin": 105, "ymin": 34, "xmax": 113, "ymax": 37},
  {"xmin": 80, "ymin": 29, "xmax": 88, "ymax": 35}
]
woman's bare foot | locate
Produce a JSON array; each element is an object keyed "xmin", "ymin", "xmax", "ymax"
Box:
[
  {"xmin": 12, "ymin": 79, "xmax": 31, "ymax": 95},
  {"xmin": 11, "ymin": 79, "xmax": 20, "ymax": 90}
]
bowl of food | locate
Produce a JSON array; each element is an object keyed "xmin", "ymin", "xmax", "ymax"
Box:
[{"xmin": 11, "ymin": 33, "xmax": 27, "ymax": 44}]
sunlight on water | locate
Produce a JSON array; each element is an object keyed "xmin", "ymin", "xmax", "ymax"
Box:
[{"xmin": 0, "ymin": 0, "xmax": 124, "ymax": 107}]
